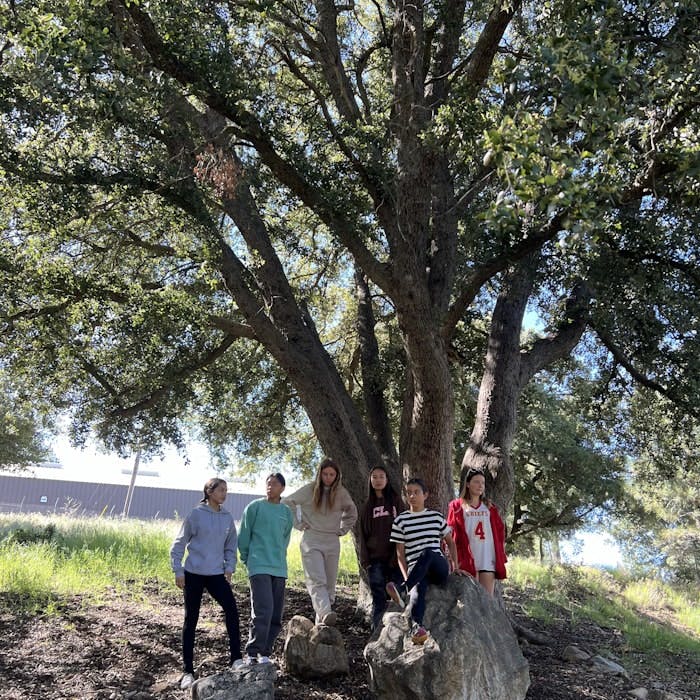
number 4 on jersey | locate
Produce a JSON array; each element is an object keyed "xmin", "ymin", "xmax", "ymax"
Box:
[{"xmin": 474, "ymin": 521, "xmax": 486, "ymax": 540}]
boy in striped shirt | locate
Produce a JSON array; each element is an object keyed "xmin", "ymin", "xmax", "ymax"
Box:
[{"xmin": 386, "ymin": 478, "xmax": 466, "ymax": 644}]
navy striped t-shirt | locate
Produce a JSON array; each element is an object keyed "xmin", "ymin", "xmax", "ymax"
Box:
[{"xmin": 390, "ymin": 509, "xmax": 450, "ymax": 570}]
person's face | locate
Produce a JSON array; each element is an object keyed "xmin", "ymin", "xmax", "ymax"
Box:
[
  {"xmin": 266, "ymin": 476, "xmax": 285, "ymax": 501},
  {"xmin": 406, "ymin": 483, "xmax": 427, "ymax": 511},
  {"xmin": 370, "ymin": 469, "xmax": 388, "ymax": 494},
  {"xmin": 208, "ymin": 481, "xmax": 228, "ymax": 506},
  {"xmin": 468, "ymin": 474, "xmax": 486, "ymax": 499},
  {"xmin": 320, "ymin": 466, "xmax": 338, "ymax": 487}
]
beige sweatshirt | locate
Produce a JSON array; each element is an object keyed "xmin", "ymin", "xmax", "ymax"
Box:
[{"xmin": 283, "ymin": 482, "xmax": 358, "ymax": 536}]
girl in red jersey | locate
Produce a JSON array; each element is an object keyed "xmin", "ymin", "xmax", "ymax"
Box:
[{"xmin": 447, "ymin": 469, "xmax": 507, "ymax": 596}]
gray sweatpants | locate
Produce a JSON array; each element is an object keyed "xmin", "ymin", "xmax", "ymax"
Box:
[
  {"xmin": 300, "ymin": 529, "xmax": 340, "ymax": 624},
  {"xmin": 246, "ymin": 574, "xmax": 286, "ymax": 657}
]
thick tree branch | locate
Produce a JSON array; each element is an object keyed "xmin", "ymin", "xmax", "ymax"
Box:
[
  {"xmin": 114, "ymin": 0, "xmax": 393, "ymax": 295},
  {"xmin": 443, "ymin": 212, "xmax": 566, "ymax": 340},
  {"xmin": 426, "ymin": 0, "xmax": 466, "ymax": 110},
  {"xmin": 108, "ymin": 332, "xmax": 240, "ymax": 420},
  {"xmin": 313, "ymin": 0, "xmax": 363, "ymax": 123},
  {"xmin": 464, "ymin": 0, "xmax": 523, "ymax": 92},
  {"xmin": 354, "ymin": 268, "xmax": 399, "ymax": 472},
  {"xmin": 591, "ymin": 323, "xmax": 700, "ymax": 419},
  {"xmin": 208, "ymin": 315, "xmax": 258, "ymax": 340},
  {"xmin": 519, "ymin": 280, "xmax": 591, "ymax": 388}
]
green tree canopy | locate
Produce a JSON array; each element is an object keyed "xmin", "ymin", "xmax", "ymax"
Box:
[{"xmin": 1, "ymin": 0, "xmax": 699, "ymax": 514}]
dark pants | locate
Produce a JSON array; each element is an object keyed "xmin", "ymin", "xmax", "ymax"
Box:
[
  {"xmin": 182, "ymin": 571, "xmax": 241, "ymax": 673},
  {"xmin": 246, "ymin": 574, "xmax": 286, "ymax": 657},
  {"xmin": 404, "ymin": 549, "xmax": 449, "ymax": 625},
  {"xmin": 368, "ymin": 561, "xmax": 402, "ymax": 631}
]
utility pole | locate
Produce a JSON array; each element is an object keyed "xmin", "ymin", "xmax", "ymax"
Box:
[{"xmin": 122, "ymin": 448, "xmax": 142, "ymax": 518}]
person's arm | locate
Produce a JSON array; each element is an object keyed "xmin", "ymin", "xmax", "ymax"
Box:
[
  {"xmin": 170, "ymin": 515, "xmax": 192, "ymax": 589},
  {"xmin": 237, "ymin": 502, "xmax": 255, "ymax": 567},
  {"xmin": 443, "ymin": 531, "xmax": 467, "ymax": 575},
  {"xmin": 494, "ymin": 506, "xmax": 508, "ymax": 561},
  {"xmin": 223, "ymin": 516, "xmax": 238, "ymax": 579},
  {"xmin": 358, "ymin": 505, "xmax": 370, "ymax": 568},
  {"xmin": 283, "ymin": 506, "xmax": 294, "ymax": 545},
  {"xmin": 282, "ymin": 484, "xmax": 311, "ymax": 530},
  {"xmin": 338, "ymin": 490, "xmax": 358, "ymax": 535},
  {"xmin": 395, "ymin": 542, "xmax": 409, "ymax": 581}
]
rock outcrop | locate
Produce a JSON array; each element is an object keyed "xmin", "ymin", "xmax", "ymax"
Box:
[{"xmin": 364, "ymin": 575, "xmax": 530, "ymax": 700}]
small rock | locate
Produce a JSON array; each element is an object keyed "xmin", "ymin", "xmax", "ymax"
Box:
[
  {"xmin": 590, "ymin": 655, "xmax": 629, "ymax": 678},
  {"xmin": 149, "ymin": 680, "xmax": 172, "ymax": 693},
  {"xmin": 629, "ymin": 688, "xmax": 648, "ymax": 700},
  {"xmin": 648, "ymin": 690, "xmax": 682, "ymax": 700},
  {"xmin": 561, "ymin": 645, "xmax": 590, "ymax": 662}
]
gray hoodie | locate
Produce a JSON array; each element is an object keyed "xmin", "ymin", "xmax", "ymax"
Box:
[{"xmin": 170, "ymin": 503, "xmax": 238, "ymax": 577}]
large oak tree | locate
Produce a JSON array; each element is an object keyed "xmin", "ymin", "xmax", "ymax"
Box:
[{"xmin": 1, "ymin": 0, "xmax": 698, "ymax": 515}]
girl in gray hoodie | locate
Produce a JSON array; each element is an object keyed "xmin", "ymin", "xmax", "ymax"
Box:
[{"xmin": 170, "ymin": 478, "xmax": 241, "ymax": 689}]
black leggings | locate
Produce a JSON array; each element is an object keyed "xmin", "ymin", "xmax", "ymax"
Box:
[{"xmin": 182, "ymin": 571, "xmax": 241, "ymax": 672}]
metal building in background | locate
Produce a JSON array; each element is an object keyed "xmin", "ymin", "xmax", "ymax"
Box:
[{"xmin": 0, "ymin": 474, "xmax": 260, "ymax": 521}]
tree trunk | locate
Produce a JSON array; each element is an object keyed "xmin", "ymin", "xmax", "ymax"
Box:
[
  {"xmin": 399, "ymin": 327, "xmax": 455, "ymax": 511},
  {"xmin": 461, "ymin": 257, "xmax": 537, "ymax": 513}
]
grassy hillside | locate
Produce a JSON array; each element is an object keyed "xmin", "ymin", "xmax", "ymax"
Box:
[{"xmin": 1, "ymin": 512, "xmax": 698, "ymax": 661}]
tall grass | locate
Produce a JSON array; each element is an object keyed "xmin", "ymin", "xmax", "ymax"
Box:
[
  {"xmin": 0, "ymin": 513, "xmax": 359, "ymax": 613},
  {"xmin": 507, "ymin": 558, "xmax": 700, "ymax": 662}
]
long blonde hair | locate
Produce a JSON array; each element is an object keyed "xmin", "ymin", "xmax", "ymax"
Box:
[{"xmin": 312, "ymin": 457, "xmax": 341, "ymax": 511}]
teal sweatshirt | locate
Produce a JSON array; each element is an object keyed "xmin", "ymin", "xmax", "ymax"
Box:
[{"xmin": 237, "ymin": 499, "xmax": 294, "ymax": 578}]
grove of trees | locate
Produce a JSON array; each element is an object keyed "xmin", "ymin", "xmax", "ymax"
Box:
[{"xmin": 1, "ymin": 0, "xmax": 699, "ymax": 574}]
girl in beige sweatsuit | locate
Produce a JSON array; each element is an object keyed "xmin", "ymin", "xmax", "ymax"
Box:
[{"xmin": 283, "ymin": 458, "xmax": 357, "ymax": 625}]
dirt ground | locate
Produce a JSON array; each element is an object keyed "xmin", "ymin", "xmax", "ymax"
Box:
[{"xmin": 0, "ymin": 583, "xmax": 697, "ymax": 700}]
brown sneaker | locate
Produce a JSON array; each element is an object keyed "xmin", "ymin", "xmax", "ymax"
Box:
[
  {"xmin": 322, "ymin": 611, "xmax": 337, "ymax": 626},
  {"xmin": 411, "ymin": 623, "xmax": 429, "ymax": 644}
]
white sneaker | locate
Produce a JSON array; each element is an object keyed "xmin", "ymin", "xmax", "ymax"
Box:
[
  {"xmin": 232, "ymin": 656, "xmax": 256, "ymax": 669},
  {"xmin": 258, "ymin": 655, "xmax": 272, "ymax": 664},
  {"xmin": 180, "ymin": 673, "xmax": 195, "ymax": 689}
]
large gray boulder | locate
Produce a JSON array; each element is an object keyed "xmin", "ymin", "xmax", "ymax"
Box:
[
  {"xmin": 191, "ymin": 662, "xmax": 276, "ymax": 700},
  {"xmin": 283, "ymin": 614, "xmax": 350, "ymax": 679},
  {"xmin": 364, "ymin": 575, "xmax": 529, "ymax": 700}
]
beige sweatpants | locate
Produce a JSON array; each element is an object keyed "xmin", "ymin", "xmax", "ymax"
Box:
[{"xmin": 300, "ymin": 529, "xmax": 341, "ymax": 624}]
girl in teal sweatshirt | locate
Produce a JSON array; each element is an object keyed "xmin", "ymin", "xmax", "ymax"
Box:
[{"xmin": 236, "ymin": 473, "xmax": 294, "ymax": 664}]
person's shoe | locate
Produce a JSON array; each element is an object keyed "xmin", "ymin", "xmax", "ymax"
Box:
[
  {"xmin": 257, "ymin": 655, "xmax": 272, "ymax": 664},
  {"xmin": 180, "ymin": 672, "xmax": 195, "ymax": 689},
  {"xmin": 232, "ymin": 656, "xmax": 256, "ymax": 669},
  {"xmin": 411, "ymin": 622, "xmax": 429, "ymax": 644},
  {"xmin": 321, "ymin": 611, "xmax": 337, "ymax": 626},
  {"xmin": 385, "ymin": 582, "xmax": 405, "ymax": 609}
]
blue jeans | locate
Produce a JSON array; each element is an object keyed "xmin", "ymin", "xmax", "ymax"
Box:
[
  {"xmin": 368, "ymin": 561, "xmax": 402, "ymax": 631},
  {"xmin": 182, "ymin": 572, "xmax": 241, "ymax": 672},
  {"xmin": 246, "ymin": 574, "xmax": 286, "ymax": 657},
  {"xmin": 403, "ymin": 549, "xmax": 449, "ymax": 625}
]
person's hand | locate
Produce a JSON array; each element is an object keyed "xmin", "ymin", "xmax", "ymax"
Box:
[
  {"xmin": 175, "ymin": 575, "xmax": 185, "ymax": 589},
  {"xmin": 224, "ymin": 571, "xmax": 232, "ymax": 584},
  {"xmin": 453, "ymin": 568, "xmax": 470, "ymax": 577}
]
